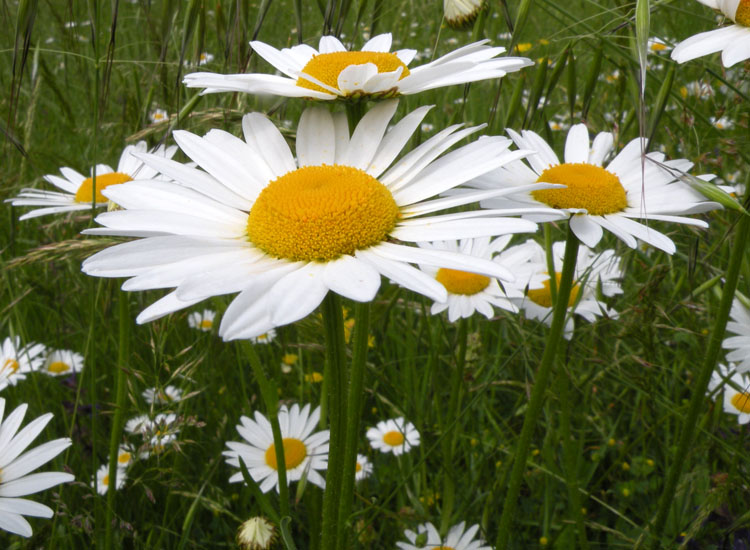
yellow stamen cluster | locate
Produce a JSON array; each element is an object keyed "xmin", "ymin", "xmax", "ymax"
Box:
[
  {"xmin": 731, "ymin": 391, "xmax": 750, "ymax": 413},
  {"xmin": 383, "ymin": 430, "xmax": 404, "ymax": 446},
  {"xmin": 526, "ymin": 272, "xmax": 580, "ymax": 308},
  {"xmin": 735, "ymin": 0, "xmax": 750, "ymax": 26},
  {"xmin": 436, "ymin": 547, "xmax": 456, "ymax": 550},
  {"xmin": 75, "ymin": 172, "xmax": 133, "ymax": 204},
  {"xmin": 200, "ymin": 319, "xmax": 213, "ymax": 330},
  {"xmin": 435, "ymin": 268, "xmax": 491, "ymax": 296},
  {"xmin": 297, "ymin": 51, "xmax": 410, "ymax": 94},
  {"xmin": 247, "ymin": 165, "xmax": 399, "ymax": 262},
  {"xmin": 47, "ymin": 361, "xmax": 71, "ymax": 374},
  {"xmin": 532, "ymin": 163, "xmax": 628, "ymax": 215},
  {"xmin": 265, "ymin": 438, "xmax": 307, "ymax": 470},
  {"xmin": 118, "ymin": 452, "xmax": 132, "ymax": 465},
  {"xmin": 2, "ymin": 359, "xmax": 19, "ymax": 374}
]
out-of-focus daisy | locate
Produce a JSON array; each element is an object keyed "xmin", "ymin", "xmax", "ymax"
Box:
[
  {"xmin": 125, "ymin": 414, "xmax": 151, "ymax": 435},
  {"xmin": 444, "ymin": 0, "xmax": 486, "ymax": 30},
  {"xmin": 149, "ymin": 108, "xmax": 168, "ymax": 124},
  {"xmin": 367, "ymin": 417, "xmax": 420, "ymax": 456},
  {"xmin": 93, "ymin": 463, "xmax": 127, "ymax": 495},
  {"xmin": 469, "ymin": 123, "xmax": 720, "ymax": 254},
  {"xmin": 418, "ymin": 235, "xmax": 547, "ymax": 322},
  {"xmin": 355, "ymin": 454, "xmax": 373, "ymax": 482},
  {"xmin": 142, "ymin": 385, "xmax": 183, "ymax": 405},
  {"xmin": 41, "ymin": 349, "xmax": 84, "ymax": 377},
  {"xmin": 711, "ymin": 116, "xmax": 734, "ymax": 129},
  {"xmin": 250, "ymin": 329, "xmax": 276, "ymax": 345},
  {"xmin": 184, "ymin": 33, "xmax": 532, "ymax": 100},
  {"xmin": 0, "ymin": 399, "xmax": 74, "ymax": 537},
  {"xmin": 513, "ymin": 240, "xmax": 622, "ymax": 338},
  {"xmin": 680, "ymin": 80, "xmax": 715, "ymax": 100},
  {"xmin": 549, "ymin": 114, "xmax": 569, "ymax": 132},
  {"xmin": 82, "ymin": 101, "xmax": 548, "ymax": 340},
  {"xmin": 116, "ymin": 444, "xmax": 137, "ymax": 468},
  {"xmin": 723, "ymin": 298, "xmax": 750, "ymax": 372},
  {"xmin": 149, "ymin": 433, "xmax": 177, "ymax": 454},
  {"xmin": 7, "ymin": 142, "xmax": 177, "ymax": 220},
  {"xmin": 0, "ymin": 337, "xmax": 45, "ymax": 392},
  {"xmin": 648, "ymin": 37, "xmax": 672, "ymax": 54},
  {"xmin": 188, "ymin": 309, "xmax": 216, "ymax": 332},
  {"xmin": 224, "ymin": 403, "xmax": 329, "ymax": 494},
  {"xmin": 672, "ymin": 0, "xmax": 750, "ymax": 67},
  {"xmin": 198, "ymin": 52, "xmax": 214, "ymax": 65},
  {"xmin": 280, "ymin": 353, "xmax": 298, "ymax": 374},
  {"xmin": 708, "ymin": 363, "xmax": 750, "ymax": 424},
  {"xmin": 397, "ymin": 521, "xmax": 490, "ymax": 550},
  {"xmin": 237, "ymin": 516, "xmax": 277, "ymax": 550}
]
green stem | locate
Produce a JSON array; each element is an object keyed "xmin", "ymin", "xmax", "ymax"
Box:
[
  {"xmin": 645, "ymin": 212, "xmax": 750, "ymax": 549},
  {"xmin": 494, "ymin": 226, "xmax": 579, "ymax": 549}
]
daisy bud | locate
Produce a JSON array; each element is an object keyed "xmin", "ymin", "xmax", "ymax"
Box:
[
  {"xmin": 237, "ymin": 517, "xmax": 277, "ymax": 550},
  {"xmin": 444, "ymin": 0, "xmax": 486, "ymax": 30}
]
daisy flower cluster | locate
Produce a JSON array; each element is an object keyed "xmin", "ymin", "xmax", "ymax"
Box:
[{"xmin": 1, "ymin": 336, "xmax": 84, "ymax": 391}]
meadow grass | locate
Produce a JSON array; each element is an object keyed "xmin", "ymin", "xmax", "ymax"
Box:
[{"xmin": 1, "ymin": 0, "xmax": 750, "ymax": 548}]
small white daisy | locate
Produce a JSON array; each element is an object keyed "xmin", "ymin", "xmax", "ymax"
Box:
[
  {"xmin": 198, "ymin": 52, "xmax": 214, "ymax": 65},
  {"xmin": 0, "ymin": 399, "xmax": 74, "ymax": 537},
  {"xmin": 93, "ymin": 463, "xmax": 127, "ymax": 495},
  {"xmin": 250, "ymin": 329, "xmax": 276, "ymax": 345},
  {"xmin": 115, "ymin": 444, "xmax": 137, "ymax": 468},
  {"xmin": 41, "ymin": 349, "xmax": 84, "ymax": 377},
  {"xmin": 366, "ymin": 417, "xmax": 420, "ymax": 456},
  {"xmin": 7, "ymin": 142, "xmax": 177, "ymax": 221},
  {"xmin": 149, "ymin": 108, "xmax": 168, "ymax": 124},
  {"xmin": 149, "ymin": 433, "xmax": 177, "ymax": 455},
  {"xmin": 444, "ymin": 0, "xmax": 486, "ymax": 29},
  {"xmin": 188, "ymin": 309, "xmax": 216, "ymax": 332},
  {"xmin": 142, "ymin": 385, "xmax": 183, "ymax": 405},
  {"xmin": 125, "ymin": 414, "xmax": 152, "ymax": 435},
  {"xmin": 224, "ymin": 404, "xmax": 329, "ymax": 494},
  {"xmin": 648, "ymin": 37, "xmax": 672, "ymax": 54},
  {"xmin": 397, "ymin": 521, "xmax": 490, "ymax": 550},
  {"xmin": 680, "ymin": 80, "xmax": 715, "ymax": 100},
  {"xmin": 723, "ymin": 298, "xmax": 750, "ymax": 372},
  {"xmin": 355, "ymin": 454, "xmax": 373, "ymax": 482},
  {"xmin": 0, "ymin": 337, "xmax": 46, "ymax": 392},
  {"xmin": 708, "ymin": 363, "xmax": 750, "ymax": 424},
  {"xmin": 711, "ymin": 115, "xmax": 734, "ymax": 129},
  {"xmin": 184, "ymin": 33, "xmax": 532, "ymax": 100}
]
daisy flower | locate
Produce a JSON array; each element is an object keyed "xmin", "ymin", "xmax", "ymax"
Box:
[
  {"xmin": 366, "ymin": 417, "xmax": 420, "ymax": 456},
  {"xmin": 82, "ymin": 100, "xmax": 549, "ymax": 340},
  {"xmin": 188, "ymin": 309, "xmax": 216, "ymax": 332},
  {"xmin": 0, "ymin": 337, "xmax": 45, "ymax": 392},
  {"xmin": 149, "ymin": 108, "xmax": 168, "ymax": 124},
  {"xmin": 183, "ymin": 33, "xmax": 532, "ymax": 101},
  {"xmin": 355, "ymin": 454, "xmax": 373, "ymax": 482},
  {"xmin": 723, "ymin": 298, "xmax": 750, "ymax": 372},
  {"xmin": 124, "ymin": 414, "xmax": 152, "ymax": 435},
  {"xmin": 93, "ymin": 463, "xmax": 127, "ymax": 495},
  {"xmin": 444, "ymin": 0, "xmax": 486, "ymax": 30},
  {"xmin": 7, "ymin": 142, "xmax": 177, "ymax": 221},
  {"xmin": 397, "ymin": 521, "xmax": 490, "ymax": 550},
  {"xmin": 711, "ymin": 116, "xmax": 734, "ymax": 129},
  {"xmin": 0, "ymin": 399, "xmax": 74, "ymax": 537},
  {"xmin": 115, "ymin": 444, "xmax": 138, "ymax": 468},
  {"xmin": 672, "ymin": 0, "xmax": 750, "ymax": 67},
  {"xmin": 513, "ymin": 240, "xmax": 623, "ymax": 338},
  {"xmin": 469, "ymin": 123, "xmax": 720, "ymax": 254},
  {"xmin": 142, "ymin": 385, "xmax": 183, "ymax": 405},
  {"xmin": 250, "ymin": 329, "xmax": 276, "ymax": 345},
  {"xmin": 224, "ymin": 403, "xmax": 329, "ymax": 494},
  {"xmin": 41, "ymin": 349, "xmax": 84, "ymax": 377},
  {"xmin": 708, "ymin": 363, "xmax": 750, "ymax": 424},
  {"xmin": 648, "ymin": 37, "xmax": 672, "ymax": 54},
  {"xmin": 418, "ymin": 235, "xmax": 547, "ymax": 322}
]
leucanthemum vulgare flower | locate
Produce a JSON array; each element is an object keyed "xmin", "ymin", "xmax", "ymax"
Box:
[
  {"xmin": 250, "ymin": 329, "xmax": 276, "ymax": 345},
  {"xmin": 444, "ymin": 0, "xmax": 486, "ymax": 30},
  {"xmin": 187, "ymin": 309, "xmax": 216, "ymax": 332},
  {"xmin": 7, "ymin": 142, "xmax": 177, "ymax": 220},
  {"xmin": 0, "ymin": 338, "xmax": 45, "ymax": 392},
  {"xmin": 355, "ymin": 454, "xmax": 373, "ymax": 482},
  {"xmin": 418, "ymin": 235, "xmax": 548, "ymax": 322},
  {"xmin": 708, "ymin": 363, "xmax": 750, "ymax": 424},
  {"xmin": 397, "ymin": 521, "xmax": 490, "ymax": 550},
  {"xmin": 183, "ymin": 33, "xmax": 531, "ymax": 101},
  {"xmin": 224, "ymin": 404, "xmax": 329, "ymax": 494},
  {"xmin": 142, "ymin": 385, "xmax": 183, "ymax": 405},
  {"xmin": 723, "ymin": 298, "xmax": 750, "ymax": 372},
  {"xmin": 512, "ymin": 240, "xmax": 623, "ymax": 338},
  {"xmin": 82, "ymin": 100, "xmax": 551, "ymax": 340},
  {"xmin": 672, "ymin": 0, "xmax": 750, "ymax": 67},
  {"xmin": 0, "ymin": 399, "xmax": 74, "ymax": 537},
  {"xmin": 93, "ymin": 463, "xmax": 127, "ymax": 495},
  {"xmin": 367, "ymin": 417, "xmax": 420, "ymax": 455},
  {"xmin": 466, "ymin": 123, "xmax": 720, "ymax": 254},
  {"xmin": 41, "ymin": 349, "xmax": 83, "ymax": 377}
]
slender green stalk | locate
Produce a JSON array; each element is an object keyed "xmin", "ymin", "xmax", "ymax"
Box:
[
  {"xmin": 645, "ymin": 212, "xmax": 750, "ymax": 549},
  {"xmin": 494, "ymin": 227, "xmax": 580, "ymax": 549}
]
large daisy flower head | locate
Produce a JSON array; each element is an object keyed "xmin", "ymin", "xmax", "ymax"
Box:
[
  {"xmin": 183, "ymin": 33, "xmax": 532, "ymax": 101},
  {"xmin": 366, "ymin": 417, "xmax": 420, "ymax": 455},
  {"xmin": 397, "ymin": 521, "xmax": 490, "ymax": 550},
  {"xmin": 0, "ymin": 398, "xmax": 74, "ymax": 537},
  {"xmin": 709, "ymin": 363, "xmax": 750, "ymax": 424},
  {"xmin": 7, "ymin": 142, "xmax": 177, "ymax": 221},
  {"xmin": 0, "ymin": 337, "xmax": 45, "ymax": 392},
  {"xmin": 672, "ymin": 0, "xmax": 750, "ymax": 67},
  {"xmin": 471, "ymin": 123, "xmax": 719, "ymax": 254},
  {"xmin": 723, "ymin": 298, "xmax": 750, "ymax": 372},
  {"xmin": 93, "ymin": 463, "xmax": 127, "ymax": 495},
  {"xmin": 82, "ymin": 100, "xmax": 544, "ymax": 340},
  {"xmin": 224, "ymin": 403, "xmax": 329, "ymax": 494}
]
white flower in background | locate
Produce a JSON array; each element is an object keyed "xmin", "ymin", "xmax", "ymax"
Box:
[
  {"xmin": 93, "ymin": 463, "xmax": 127, "ymax": 495},
  {"xmin": 184, "ymin": 33, "xmax": 532, "ymax": 100},
  {"xmin": 680, "ymin": 80, "xmax": 715, "ymax": 100},
  {"xmin": 149, "ymin": 108, "xmax": 168, "ymax": 124},
  {"xmin": 397, "ymin": 521, "xmax": 490, "ymax": 550},
  {"xmin": 115, "ymin": 444, "xmax": 138, "ymax": 468},
  {"xmin": 198, "ymin": 52, "xmax": 214, "ymax": 65},
  {"xmin": 708, "ymin": 363, "xmax": 750, "ymax": 424},
  {"xmin": 355, "ymin": 454, "xmax": 373, "ymax": 482},
  {"xmin": 0, "ymin": 399, "xmax": 74, "ymax": 537},
  {"xmin": 711, "ymin": 116, "xmax": 734, "ymax": 129},
  {"xmin": 41, "ymin": 349, "xmax": 84, "ymax": 377},
  {"xmin": 250, "ymin": 329, "xmax": 276, "ymax": 345},
  {"xmin": 224, "ymin": 404, "xmax": 329, "ymax": 494},
  {"xmin": 188, "ymin": 309, "xmax": 216, "ymax": 332},
  {"xmin": 444, "ymin": 0, "xmax": 486, "ymax": 29},
  {"xmin": 124, "ymin": 414, "xmax": 152, "ymax": 435},
  {"xmin": 648, "ymin": 37, "xmax": 672, "ymax": 54},
  {"xmin": 7, "ymin": 142, "xmax": 177, "ymax": 220},
  {"xmin": 0, "ymin": 337, "xmax": 45, "ymax": 392},
  {"xmin": 367, "ymin": 417, "xmax": 420, "ymax": 456},
  {"xmin": 142, "ymin": 385, "xmax": 183, "ymax": 405},
  {"xmin": 723, "ymin": 298, "xmax": 750, "ymax": 372}
]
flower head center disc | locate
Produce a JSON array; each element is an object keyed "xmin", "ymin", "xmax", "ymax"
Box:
[
  {"xmin": 436, "ymin": 268, "xmax": 491, "ymax": 295},
  {"xmin": 247, "ymin": 165, "xmax": 399, "ymax": 262},
  {"xmin": 736, "ymin": 0, "xmax": 750, "ymax": 26},
  {"xmin": 265, "ymin": 437, "xmax": 307, "ymax": 470},
  {"xmin": 297, "ymin": 51, "xmax": 410, "ymax": 93},
  {"xmin": 2, "ymin": 359, "xmax": 19, "ymax": 374},
  {"xmin": 436, "ymin": 547, "xmax": 455, "ymax": 550},
  {"xmin": 48, "ymin": 361, "xmax": 71, "ymax": 374},
  {"xmin": 118, "ymin": 452, "xmax": 132, "ymax": 465},
  {"xmin": 532, "ymin": 163, "xmax": 628, "ymax": 215},
  {"xmin": 526, "ymin": 272, "xmax": 580, "ymax": 308},
  {"xmin": 383, "ymin": 430, "xmax": 404, "ymax": 446},
  {"xmin": 75, "ymin": 172, "xmax": 133, "ymax": 204},
  {"xmin": 731, "ymin": 391, "xmax": 750, "ymax": 413}
]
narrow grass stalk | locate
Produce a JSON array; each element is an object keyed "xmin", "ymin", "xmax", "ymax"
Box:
[
  {"xmin": 646, "ymin": 212, "xmax": 750, "ymax": 549},
  {"xmin": 494, "ymin": 226, "xmax": 580, "ymax": 549}
]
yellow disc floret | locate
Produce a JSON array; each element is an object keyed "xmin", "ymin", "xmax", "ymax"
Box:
[
  {"xmin": 2, "ymin": 359, "xmax": 19, "ymax": 374},
  {"xmin": 75, "ymin": 172, "xmax": 133, "ymax": 204},
  {"xmin": 435, "ymin": 268, "xmax": 491, "ymax": 295},
  {"xmin": 265, "ymin": 438, "xmax": 307, "ymax": 470},
  {"xmin": 48, "ymin": 361, "xmax": 71, "ymax": 374},
  {"xmin": 383, "ymin": 431, "xmax": 405, "ymax": 446},
  {"xmin": 731, "ymin": 391, "xmax": 750, "ymax": 413},
  {"xmin": 526, "ymin": 272, "xmax": 580, "ymax": 308},
  {"xmin": 247, "ymin": 165, "xmax": 399, "ymax": 262},
  {"xmin": 735, "ymin": 0, "xmax": 750, "ymax": 26},
  {"xmin": 297, "ymin": 51, "xmax": 410, "ymax": 94},
  {"xmin": 532, "ymin": 163, "xmax": 628, "ymax": 215}
]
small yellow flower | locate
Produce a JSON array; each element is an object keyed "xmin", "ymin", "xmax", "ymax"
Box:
[
  {"xmin": 622, "ymin": 488, "xmax": 631, "ymax": 497},
  {"xmin": 539, "ymin": 536, "xmax": 549, "ymax": 546},
  {"xmin": 622, "ymin": 462, "xmax": 630, "ymax": 471},
  {"xmin": 646, "ymin": 458, "xmax": 655, "ymax": 467},
  {"xmin": 607, "ymin": 438, "xmax": 616, "ymax": 447},
  {"xmin": 515, "ymin": 42, "xmax": 533, "ymax": 53},
  {"xmin": 304, "ymin": 371, "xmax": 323, "ymax": 383}
]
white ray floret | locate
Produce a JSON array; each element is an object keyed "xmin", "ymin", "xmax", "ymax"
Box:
[
  {"xmin": 397, "ymin": 521, "xmax": 490, "ymax": 550},
  {"xmin": 0, "ymin": 337, "xmax": 46, "ymax": 392},
  {"xmin": 723, "ymin": 298, "xmax": 750, "ymax": 372}
]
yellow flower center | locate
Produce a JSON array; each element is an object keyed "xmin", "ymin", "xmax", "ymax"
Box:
[
  {"xmin": 118, "ymin": 452, "xmax": 132, "ymax": 464},
  {"xmin": 526, "ymin": 272, "xmax": 580, "ymax": 308},
  {"xmin": 48, "ymin": 361, "xmax": 71, "ymax": 374},
  {"xmin": 436, "ymin": 547, "xmax": 455, "ymax": 550},
  {"xmin": 650, "ymin": 42, "xmax": 667, "ymax": 52},
  {"xmin": 736, "ymin": 0, "xmax": 750, "ymax": 26},
  {"xmin": 305, "ymin": 371, "xmax": 324, "ymax": 383},
  {"xmin": 355, "ymin": 462, "xmax": 362, "ymax": 472},
  {"xmin": 731, "ymin": 392, "xmax": 750, "ymax": 413},
  {"xmin": 435, "ymin": 268, "xmax": 491, "ymax": 295},
  {"xmin": 75, "ymin": 172, "xmax": 133, "ymax": 203},
  {"xmin": 265, "ymin": 438, "xmax": 307, "ymax": 470},
  {"xmin": 282, "ymin": 353, "xmax": 298, "ymax": 366},
  {"xmin": 247, "ymin": 165, "xmax": 399, "ymax": 262},
  {"xmin": 2, "ymin": 359, "xmax": 19, "ymax": 374},
  {"xmin": 200, "ymin": 319, "xmax": 213, "ymax": 330},
  {"xmin": 532, "ymin": 163, "xmax": 628, "ymax": 215},
  {"xmin": 102, "ymin": 474, "xmax": 110, "ymax": 486},
  {"xmin": 297, "ymin": 51, "xmax": 410, "ymax": 93},
  {"xmin": 383, "ymin": 430, "xmax": 404, "ymax": 447}
]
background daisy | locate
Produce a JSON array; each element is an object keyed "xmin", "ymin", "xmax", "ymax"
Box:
[
  {"xmin": 367, "ymin": 417, "xmax": 420, "ymax": 455},
  {"xmin": 723, "ymin": 298, "xmax": 750, "ymax": 372},
  {"xmin": 397, "ymin": 521, "xmax": 490, "ymax": 550},
  {"xmin": 0, "ymin": 337, "xmax": 45, "ymax": 392},
  {"xmin": 41, "ymin": 349, "xmax": 84, "ymax": 377},
  {"xmin": 709, "ymin": 363, "xmax": 750, "ymax": 424},
  {"xmin": 187, "ymin": 309, "xmax": 216, "ymax": 332}
]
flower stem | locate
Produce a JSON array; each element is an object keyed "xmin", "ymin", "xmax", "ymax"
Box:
[
  {"xmin": 645, "ymin": 212, "xmax": 750, "ymax": 549},
  {"xmin": 494, "ymin": 226, "xmax": 579, "ymax": 549}
]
